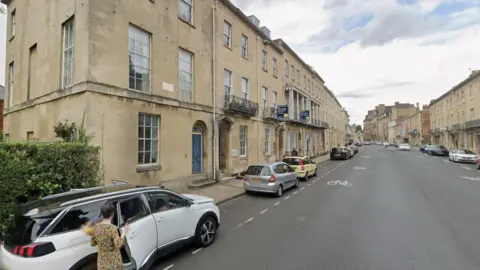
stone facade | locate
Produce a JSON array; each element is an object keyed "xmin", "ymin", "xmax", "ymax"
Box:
[{"xmin": 2, "ymin": 0, "xmax": 348, "ymax": 188}]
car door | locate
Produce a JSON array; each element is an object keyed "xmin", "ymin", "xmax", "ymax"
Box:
[
  {"xmin": 145, "ymin": 191, "xmax": 196, "ymax": 248},
  {"xmin": 273, "ymin": 164, "xmax": 288, "ymax": 187},
  {"xmin": 117, "ymin": 196, "xmax": 157, "ymax": 270}
]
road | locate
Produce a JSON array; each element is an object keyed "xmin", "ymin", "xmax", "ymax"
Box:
[{"xmin": 152, "ymin": 146, "xmax": 480, "ymax": 270}]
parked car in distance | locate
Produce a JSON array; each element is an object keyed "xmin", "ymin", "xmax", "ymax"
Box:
[
  {"xmin": 282, "ymin": 156, "xmax": 317, "ymax": 180},
  {"xmin": 427, "ymin": 145, "xmax": 449, "ymax": 156},
  {"xmin": 420, "ymin": 144, "xmax": 430, "ymax": 153},
  {"xmin": 449, "ymin": 149, "xmax": 477, "ymax": 163},
  {"xmin": 0, "ymin": 184, "xmax": 220, "ymax": 270},
  {"xmin": 243, "ymin": 162, "xmax": 299, "ymax": 197},
  {"xmin": 345, "ymin": 146, "xmax": 355, "ymax": 157},
  {"xmin": 330, "ymin": 147, "xmax": 350, "ymax": 160},
  {"xmin": 398, "ymin": 144, "xmax": 411, "ymax": 151}
]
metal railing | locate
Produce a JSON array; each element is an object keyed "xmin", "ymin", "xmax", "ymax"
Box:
[
  {"xmin": 262, "ymin": 106, "xmax": 277, "ymax": 119},
  {"xmin": 224, "ymin": 94, "xmax": 258, "ymax": 116},
  {"xmin": 465, "ymin": 119, "xmax": 480, "ymax": 129}
]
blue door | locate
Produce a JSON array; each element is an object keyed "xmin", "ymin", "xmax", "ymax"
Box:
[{"xmin": 192, "ymin": 134, "xmax": 202, "ymax": 174}]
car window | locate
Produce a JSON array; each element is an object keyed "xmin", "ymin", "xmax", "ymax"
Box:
[
  {"xmin": 118, "ymin": 196, "xmax": 148, "ymax": 226},
  {"xmin": 274, "ymin": 164, "xmax": 286, "ymax": 174},
  {"xmin": 146, "ymin": 192, "xmax": 186, "ymax": 213},
  {"xmin": 50, "ymin": 200, "xmax": 106, "ymax": 234},
  {"xmin": 283, "ymin": 158, "xmax": 301, "ymax": 165},
  {"xmin": 284, "ymin": 164, "xmax": 294, "ymax": 173},
  {"xmin": 246, "ymin": 166, "xmax": 271, "ymax": 176},
  {"xmin": 303, "ymin": 158, "xmax": 310, "ymax": 165}
]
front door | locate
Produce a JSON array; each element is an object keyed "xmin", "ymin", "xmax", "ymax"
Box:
[{"xmin": 192, "ymin": 134, "xmax": 202, "ymax": 174}]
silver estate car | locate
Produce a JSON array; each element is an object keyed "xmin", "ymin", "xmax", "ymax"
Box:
[{"xmin": 243, "ymin": 162, "xmax": 299, "ymax": 197}]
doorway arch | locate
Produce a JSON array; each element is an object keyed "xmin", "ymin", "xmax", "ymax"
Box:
[{"xmin": 192, "ymin": 121, "xmax": 206, "ymax": 174}]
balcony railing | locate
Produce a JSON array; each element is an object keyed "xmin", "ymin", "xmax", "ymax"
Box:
[
  {"xmin": 262, "ymin": 107, "xmax": 278, "ymax": 119},
  {"xmin": 224, "ymin": 94, "xmax": 258, "ymax": 116},
  {"xmin": 450, "ymin": 123, "xmax": 466, "ymax": 131},
  {"xmin": 465, "ymin": 119, "xmax": 480, "ymax": 129}
]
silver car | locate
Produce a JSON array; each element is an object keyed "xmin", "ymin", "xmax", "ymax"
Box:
[{"xmin": 243, "ymin": 162, "xmax": 299, "ymax": 197}]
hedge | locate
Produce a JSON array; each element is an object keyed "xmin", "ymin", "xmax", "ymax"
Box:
[{"xmin": 0, "ymin": 142, "xmax": 101, "ymax": 235}]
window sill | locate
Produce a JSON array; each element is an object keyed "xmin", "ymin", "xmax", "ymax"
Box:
[
  {"xmin": 179, "ymin": 17, "xmax": 196, "ymax": 29},
  {"xmin": 137, "ymin": 164, "xmax": 162, "ymax": 173},
  {"xmin": 262, "ymin": 68, "xmax": 268, "ymax": 73},
  {"xmin": 224, "ymin": 44, "xmax": 233, "ymax": 51},
  {"xmin": 265, "ymin": 153, "xmax": 272, "ymax": 157},
  {"xmin": 273, "ymin": 75, "xmax": 278, "ymax": 79},
  {"xmin": 239, "ymin": 156, "xmax": 248, "ymax": 160},
  {"xmin": 128, "ymin": 88, "xmax": 151, "ymax": 94},
  {"xmin": 9, "ymin": 35, "xmax": 15, "ymax": 42}
]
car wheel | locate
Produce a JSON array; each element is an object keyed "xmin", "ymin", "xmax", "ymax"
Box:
[
  {"xmin": 276, "ymin": 185, "xmax": 283, "ymax": 197},
  {"xmin": 194, "ymin": 216, "xmax": 217, "ymax": 248},
  {"xmin": 313, "ymin": 170, "xmax": 317, "ymax": 177},
  {"xmin": 294, "ymin": 178, "xmax": 299, "ymax": 188}
]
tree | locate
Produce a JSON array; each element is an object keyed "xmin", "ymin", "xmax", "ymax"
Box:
[{"xmin": 355, "ymin": 125, "xmax": 363, "ymax": 133}]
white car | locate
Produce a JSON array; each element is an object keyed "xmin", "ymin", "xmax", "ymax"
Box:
[
  {"xmin": 398, "ymin": 144, "xmax": 410, "ymax": 151},
  {"xmin": 449, "ymin": 149, "xmax": 477, "ymax": 163},
  {"xmin": 0, "ymin": 185, "xmax": 220, "ymax": 270}
]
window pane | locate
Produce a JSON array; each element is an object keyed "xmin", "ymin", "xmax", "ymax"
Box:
[{"xmin": 138, "ymin": 126, "xmax": 144, "ymax": 138}]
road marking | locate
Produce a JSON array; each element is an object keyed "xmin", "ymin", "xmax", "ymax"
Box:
[
  {"xmin": 260, "ymin": 209, "xmax": 268, "ymax": 214},
  {"xmin": 360, "ymin": 156, "xmax": 371, "ymax": 158},
  {"xmin": 460, "ymin": 176, "xmax": 480, "ymax": 181},
  {"xmin": 163, "ymin": 265, "xmax": 174, "ymax": 270},
  {"xmin": 192, "ymin": 248, "xmax": 203, "ymax": 255},
  {"xmin": 308, "ymin": 184, "xmax": 311, "ymax": 186},
  {"xmin": 229, "ymin": 223, "xmax": 243, "ymax": 231},
  {"xmin": 313, "ymin": 180, "xmax": 317, "ymax": 183},
  {"xmin": 416, "ymin": 156, "xmax": 425, "ymax": 158},
  {"xmin": 293, "ymin": 191, "xmax": 298, "ymax": 195},
  {"xmin": 300, "ymin": 187, "xmax": 305, "ymax": 190},
  {"xmin": 327, "ymin": 180, "xmax": 352, "ymax": 187},
  {"xmin": 462, "ymin": 166, "xmax": 473, "ymax": 171},
  {"xmin": 354, "ymin": 167, "xmax": 366, "ymax": 170},
  {"xmin": 284, "ymin": 196, "xmax": 290, "ymax": 200},
  {"xmin": 245, "ymin": 217, "xmax": 254, "ymax": 223},
  {"xmin": 444, "ymin": 160, "xmax": 449, "ymax": 163},
  {"xmin": 274, "ymin": 202, "xmax": 280, "ymax": 206}
]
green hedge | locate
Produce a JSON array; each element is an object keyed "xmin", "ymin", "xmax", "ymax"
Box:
[{"xmin": 0, "ymin": 142, "xmax": 101, "ymax": 234}]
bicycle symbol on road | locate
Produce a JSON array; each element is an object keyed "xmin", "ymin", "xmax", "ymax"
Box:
[{"xmin": 327, "ymin": 180, "xmax": 352, "ymax": 187}]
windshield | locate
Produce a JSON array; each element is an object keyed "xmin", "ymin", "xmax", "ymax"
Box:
[
  {"xmin": 457, "ymin": 150, "xmax": 474, "ymax": 154},
  {"xmin": 283, "ymin": 158, "xmax": 302, "ymax": 165},
  {"xmin": 246, "ymin": 166, "xmax": 271, "ymax": 176}
]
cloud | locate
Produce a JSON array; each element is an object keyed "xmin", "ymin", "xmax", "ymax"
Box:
[{"xmin": 336, "ymin": 81, "xmax": 415, "ymax": 99}]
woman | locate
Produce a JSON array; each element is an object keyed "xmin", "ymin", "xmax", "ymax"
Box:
[{"xmin": 88, "ymin": 202, "xmax": 131, "ymax": 270}]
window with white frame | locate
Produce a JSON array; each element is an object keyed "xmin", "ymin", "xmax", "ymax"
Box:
[
  {"xmin": 262, "ymin": 50, "xmax": 267, "ymax": 70},
  {"xmin": 241, "ymin": 35, "xmax": 248, "ymax": 58},
  {"xmin": 8, "ymin": 62, "xmax": 14, "ymax": 107},
  {"xmin": 241, "ymin": 77, "xmax": 249, "ymax": 99},
  {"xmin": 179, "ymin": 0, "xmax": 193, "ymax": 23},
  {"xmin": 10, "ymin": 10, "xmax": 15, "ymax": 38},
  {"xmin": 265, "ymin": 128, "xmax": 271, "ymax": 155},
  {"xmin": 262, "ymin": 87, "xmax": 268, "ymax": 109},
  {"xmin": 224, "ymin": 69, "xmax": 232, "ymax": 98},
  {"xmin": 224, "ymin": 21, "xmax": 232, "ymax": 47},
  {"xmin": 273, "ymin": 91, "xmax": 278, "ymax": 108},
  {"xmin": 129, "ymin": 25, "xmax": 151, "ymax": 92},
  {"xmin": 138, "ymin": 113, "xmax": 160, "ymax": 165},
  {"xmin": 272, "ymin": 58, "xmax": 277, "ymax": 77},
  {"xmin": 62, "ymin": 18, "xmax": 75, "ymax": 88},
  {"xmin": 178, "ymin": 48, "xmax": 194, "ymax": 102},
  {"xmin": 240, "ymin": 125, "xmax": 248, "ymax": 156}
]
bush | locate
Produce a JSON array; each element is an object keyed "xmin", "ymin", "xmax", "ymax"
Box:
[{"xmin": 0, "ymin": 142, "xmax": 101, "ymax": 234}]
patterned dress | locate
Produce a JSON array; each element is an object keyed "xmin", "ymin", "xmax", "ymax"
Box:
[{"xmin": 90, "ymin": 222, "xmax": 125, "ymax": 270}]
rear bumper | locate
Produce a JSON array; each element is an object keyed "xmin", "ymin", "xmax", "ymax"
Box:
[
  {"xmin": 243, "ymin": 181, "xmax": 279, "ymax": 193},
  {"xmin": 295, "ymin": 171, "xmax": 307, "ymax": 178}
]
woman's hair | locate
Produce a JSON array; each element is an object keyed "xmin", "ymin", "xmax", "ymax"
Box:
[{"xmin": 100, "ymin": 202, "xmax": 116, "ymax": 219}]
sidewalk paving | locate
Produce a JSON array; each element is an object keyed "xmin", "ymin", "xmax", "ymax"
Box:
[{"xmin": 187, "ymin": 154, "xmax": 332, "ymax": 204}]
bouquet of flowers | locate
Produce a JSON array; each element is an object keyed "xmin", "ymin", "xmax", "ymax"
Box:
[{"xmin": 82, "ymin": 217, "xmax": 103, "ymax": 236}]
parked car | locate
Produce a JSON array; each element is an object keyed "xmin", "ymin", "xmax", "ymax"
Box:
[
  {"xmin": 427, "ymin": 145, "xmax": 449, "ymax": 156},
  {"xmin": 449, "ymin": 149, "xmax": 477, "ymax": 163},
  {"xmin": 420, "ymin": 144, "xmax": 430, "ymax": 153},
  {"xmin": 345, "ymin": 146, "xmax": 355, "ymax": 157},
  {"xmin": 398, "ymin": 144, "xmax": 411, "ymax": 151},
  {"xmin": 349, "ymin": 145, "xmax": 359, "ymax": 155},
  {"xmin": 282, "ymin": 156, "xmax": 317, "ymax": 180},
  {"xmin": 330, "ymin": 147, "xmax": 350, "ymax": 160},
  {"xmin": 243, "ymin": 162, "xmax": 299, "ymax": 197},
  {"xmin": 477, "ymin": 155, "xmax": 480, "ymax": 170},
  {"xmin": 0, "ymin": 184, "xmax": 220, "ymax": 270}
]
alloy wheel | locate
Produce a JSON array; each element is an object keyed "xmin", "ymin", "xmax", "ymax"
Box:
[
  {"xmin": 200, "ymin": 220, "xmax": 216, "ymax": 245},
  {"xmin": 276, "ymin": 186, "xmax": 283, "ymax": 197}
]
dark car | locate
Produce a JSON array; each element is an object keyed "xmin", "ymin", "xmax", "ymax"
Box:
[
  {"xmin": 330, "ymin": 147, "xmax": 350, "ymax": 160},
  {"xmin": 420, "ymin": 145, "xmax": 428, "ymax": 153},
  {"xmin": 427, "ymin": 145, "xmax": 449, "ymax": 156}
]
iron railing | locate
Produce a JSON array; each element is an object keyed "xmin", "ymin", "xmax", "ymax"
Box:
[
  {"xmin": 224, "ymin": 94, "xmax": 258, "ymax": 116},
  {"xmin": 465, "ymin": 119, "xmax": 480, "ymax": 129},
  {"xmin": 262, "ymin": 106, "xmax": 277, "ymax": 119}
]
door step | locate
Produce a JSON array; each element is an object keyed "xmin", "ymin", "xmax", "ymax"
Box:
[{"xmin": 188, "ymin": 178, "xmax": 217, "ymax": 190}]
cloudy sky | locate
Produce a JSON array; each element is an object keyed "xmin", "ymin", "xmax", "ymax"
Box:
[
  {"xmin": 0, "ymin": 1, "xmax": 479, "ymax": 125},
  {"xmin": 232, "ymin": 0, "xmax": 480, "ymax": 125}
]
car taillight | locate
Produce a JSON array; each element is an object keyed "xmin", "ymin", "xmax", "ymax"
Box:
[
  {"xmin": 269, "ymin": 175, "xmax": 276, "ymax": 183},
  {"xmin": 243, "ymin": 176, "xmax": 247, "ymax": 182},
  {"xmin": 12, "ymin": 242, "xmax": 55, "ymax": 258},
  {"xmin": 300, "ymin": 159, "xmax": 305, "ymax": 171}
]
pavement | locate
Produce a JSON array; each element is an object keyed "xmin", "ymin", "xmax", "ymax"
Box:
[
  {"xmin": 152, "ymin": 147, "xmax": 480, "ymax": 270},
  {"xmin": 188, "ymin": 154, "xmax": 332, "ymax": 204}
]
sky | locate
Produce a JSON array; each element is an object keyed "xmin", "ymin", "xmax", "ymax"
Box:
[
  {"xmin": 232, "ymin": 0, "xmax": 480, "ymax": 125},
  {"xmin": 0, "ymin": 1, "xmax": 479, "ymax": 125}
]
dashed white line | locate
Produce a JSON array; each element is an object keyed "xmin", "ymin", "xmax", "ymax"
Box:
[
  {"xmin": 308, "ymin": 184, "xmax": 311, "ymax": 186},
  {"xmin": 260, "ymin": 209, "xmax": 269, "ymax": 214},
  {"xmin": 245, "ymin": 217, "xmax": 254, "ymax": 223},
  {"xmin": 284, "ymin": 196, "xmax": 290, "ymax": 200},
  {"xmin": 300, "ymin": 187, "xmax": 305, "ymax": 190},
  {"xmin": 192, "ymin": 248, "xmax": 203, "ymax": 255},
  {"xmin": 444, "ymin": 160, "xmax": 449, "ymax": 163},
  {"xmin": 313, "ymin": 180, "xmax": 317, "ymax": 183},
  {"xmin": 293, "ymin": 191, "xmax": 298, "ymax": 195},
  {"xmin": 163, "ymin": 265, "xmax": 174, "ymax": 270},
  {"xmin": 274, "ymin": 202, "xmax": 280, "ymax": 206}
]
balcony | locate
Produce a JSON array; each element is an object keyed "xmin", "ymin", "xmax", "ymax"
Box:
[
  {"xmin": 465, "ymin": 119, "xmax": 480, "ymax": 129},
  {"xmin": 450, "ymin": 123, "xmax": 466, "ymax": 131},
  {"xmin": 262, "ymin": 107, "xmax": 278, "ymax": 120},
  {"xmin": 224, "ymin": 94, "xmax": 258, "ymax": 117}
]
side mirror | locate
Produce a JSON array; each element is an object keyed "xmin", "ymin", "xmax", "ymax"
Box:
[{"xmin": 184, "ymin": 199, "xmax": 193, "ymax": 207}]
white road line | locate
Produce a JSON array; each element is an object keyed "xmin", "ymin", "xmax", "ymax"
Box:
[
  {"xmin": 444, "ymin": 160, "xmax": 449, "ymax": 163},
  {"xmin": 192, "ymin": 248, "xmax": 203, "ymax": 255},
  {"xmin": 354, "ymin": 167, "xmax": 366, "ymax": 170},
  {"xmin": 274, "ymin": 202, "xmax": 280, "ymax": 206},
  {"xmin": 308, "ymin": 184, "xmax": 311, "ymax": 186},
  {"xmin": 229, "ymin": 223, "xmax": 243, "ymax": 231},
  {"xmin": 245, "ymin": 217, "xmax": 254, "ymax": 223},
  {"xmin": 293, "ymin": 191, "xmax": 298, "ymax": 195},
  {"xmin": 284, "ymin": 196, "xmax": 290, "ymax": 200},
  {"xmin": 462, "ymin": 166, "xmax": 473, "ymax": 171},
  {"xmin": 301, "ymin": 187, "xmax": 305, "ymax": 190},
  {"xmin": 313, "ymin": 180, "xmax": 317, "ymax": 183},
  {"xmin": 163, "ymin": 265, "xmax": 174, "ymax": 270},
  {"xmin": 260, "ymin": 209, "xmax": 268, "ymax": 214}
]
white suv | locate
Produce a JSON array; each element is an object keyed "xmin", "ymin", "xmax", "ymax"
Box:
[{"xmin": 0, "ymin": 184, "xmax": 220, "ymax": 270}]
